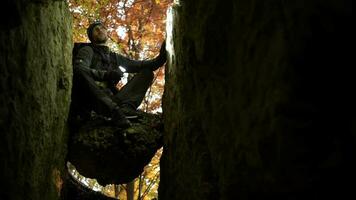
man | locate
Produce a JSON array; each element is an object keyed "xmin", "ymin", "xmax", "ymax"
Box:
[{"xmin": 71, "ymin": 21, "xmax": 166, "ymax": 128}]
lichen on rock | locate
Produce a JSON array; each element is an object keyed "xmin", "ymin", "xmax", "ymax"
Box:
[{"xmin": 67, "ymin": 112, "xmax": 163, "ymax": 185}]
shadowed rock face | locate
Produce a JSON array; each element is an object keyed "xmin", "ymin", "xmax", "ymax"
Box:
[
  {"xmin": 0, "ymin": 0, "xmax": 353, "ymax": 199},
  {"xmin": 1, "ymin": 1, "xmax": 21, "ymax": 30},
  {"xmin": 161, "ymin": 0, "xmax": 354, "ymax": 199},
  {"xmin": 0, "ymin": 1, "xmax": 72, "ymax": 200},
  {"xmin": 67, "ymin": 113, "xmax": 163, "ymax": 185}
]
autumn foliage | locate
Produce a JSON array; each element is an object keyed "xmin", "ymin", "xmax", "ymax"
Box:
[
  {"xmin": 68, "ymin": 0, "xmax": 172, "ymax": 113},
  {"xmin": 67, "ymin": 0, "xmax": 172, "ymax": 199}
]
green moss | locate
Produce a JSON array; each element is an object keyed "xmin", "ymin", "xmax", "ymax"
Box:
[
  {"xmin": 67, "ymin": 113, "xmax": 163, "ymax": 185},
  {"xmin": 0, "ymin": 1, "xmax": 72, "ymax": 200}
]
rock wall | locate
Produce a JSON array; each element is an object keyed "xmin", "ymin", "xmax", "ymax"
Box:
[
  {"xmin": 0, "ymin": 0, "xmax": 72, "ymax": 199},
  {"xmin": 161, "ymin": 0, "xmax": 354, "ymax": 199}
]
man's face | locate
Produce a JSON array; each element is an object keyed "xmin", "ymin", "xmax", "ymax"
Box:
[{"xmin": 92, "ymin": 25, "xmax": 108, "ymax": 44}]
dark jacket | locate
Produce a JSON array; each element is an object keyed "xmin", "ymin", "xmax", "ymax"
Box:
[{"xmin": 73, "ymin": 44, "xmax": 166, "ymax": 82}]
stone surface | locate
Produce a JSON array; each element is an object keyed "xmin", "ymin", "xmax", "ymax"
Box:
[
  {"xmin": 0, "ymin": 1, "xmax": 72, "ymax": 199},
  {"xmin": 62, "ymin": 170, "xmax": 118, "ymax": 200},
  {"xmin": 67, "ymin": 113, "xmax": 163, "ymax": 185},
  {"xmin": 161, "ymin": 0, "xmax": 354, "ymax": 199}
]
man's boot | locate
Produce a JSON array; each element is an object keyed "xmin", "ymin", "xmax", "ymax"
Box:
[
  {"xmin": 111, "ymin": 106, "xmax": 131, "ymax": 128},
  {"xmin": 99, "ymin": 96, "xmax": 131, "ymax": 128},
  {"xmin": 120, "ymin": 103, "xmax": 139, "ymax": 119}
]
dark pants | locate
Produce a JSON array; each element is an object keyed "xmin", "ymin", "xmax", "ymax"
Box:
[{"xmin": 70, "ymin": 67, "xmax": 153, "ymax": 118}]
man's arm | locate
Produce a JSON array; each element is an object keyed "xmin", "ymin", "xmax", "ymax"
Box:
[{"xmin": 73, "ymin": 46, "xmax": 106, "ymax": 81}]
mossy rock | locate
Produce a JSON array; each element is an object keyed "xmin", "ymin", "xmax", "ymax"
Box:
[{"xmin": 67, "ymin": 112, "xmax": 163, "ymax": 185}]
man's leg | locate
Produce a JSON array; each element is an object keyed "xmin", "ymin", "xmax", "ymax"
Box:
[
  {"xmin": 113, "ymin": 68, "xmax": 154, "ymax": 109},
  {"xmin": 71, "ymin": 67, "xmax": 130, "ymax": 127},
  {"xmin": 72, "ymin": 67, "xmax": 116, "ymax": 115}
]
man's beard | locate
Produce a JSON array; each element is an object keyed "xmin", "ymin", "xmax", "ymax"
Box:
[{"xmin": 95, "ymin": 35, "xmax": 108, "ymax": 44}]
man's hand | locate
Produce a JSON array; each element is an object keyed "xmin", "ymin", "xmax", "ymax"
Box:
[
  {"xmin": 159, "ymin": 40, "xmax": 166, "ymax": 58},
  {"xmin": 148, "ymin": 40, "xmax": 167, "ymax": 71},
  {"xmin": 104, "ymin": 70, "xmax": 123, "ymax": 82}
]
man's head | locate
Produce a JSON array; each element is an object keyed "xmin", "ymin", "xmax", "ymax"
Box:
[{"xmin": 87, "ymin": 21, "xmax": 108, "ymax": 44}]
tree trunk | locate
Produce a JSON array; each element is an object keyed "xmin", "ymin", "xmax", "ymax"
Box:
[
  {"xmin": 114, "ymin": 185, "xmax": 120, "ymax": 198},
  {"xmin": 126, "ymin": 181, "xmax": 135, "ymax": 200}
]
